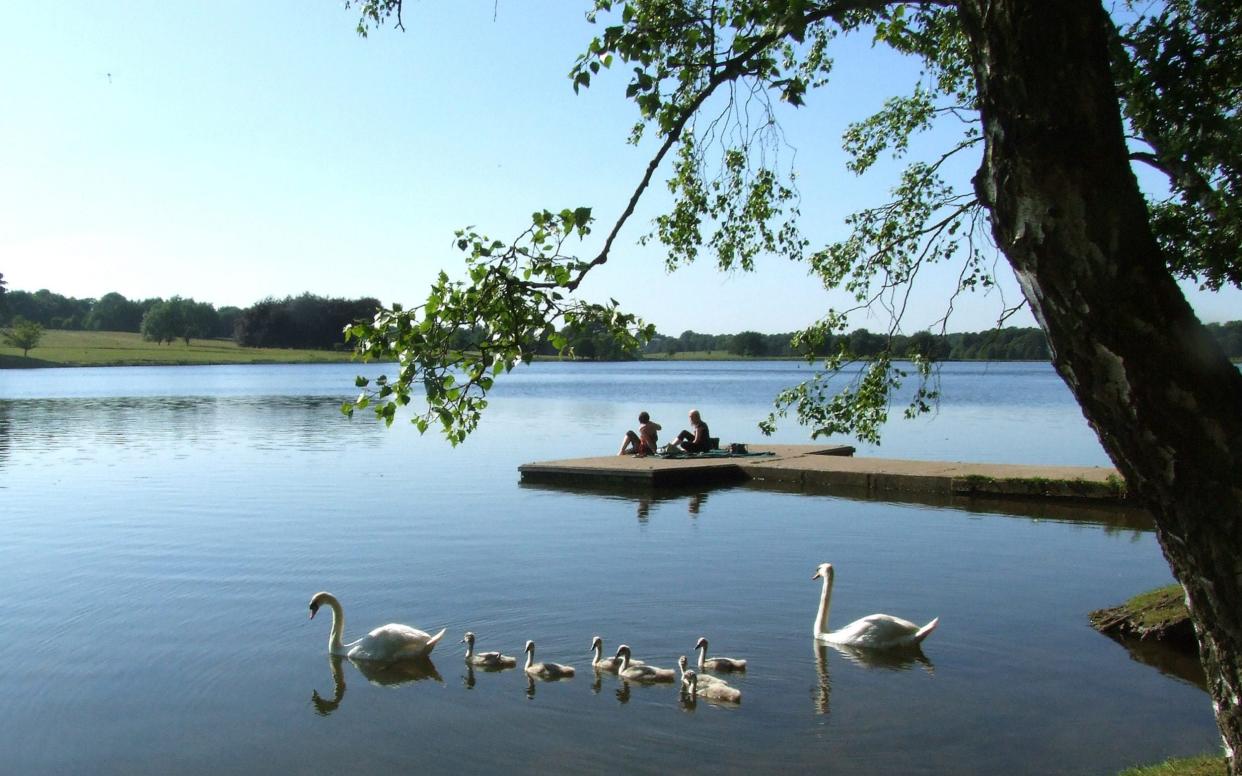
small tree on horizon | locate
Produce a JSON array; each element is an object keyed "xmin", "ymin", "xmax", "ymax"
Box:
[{"xmin": 2, "ymin": 316, "xmax": 45, "ymax": 357}]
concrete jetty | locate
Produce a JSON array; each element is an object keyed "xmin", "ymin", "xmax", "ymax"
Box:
[{"xmin": 518, "ymin": 444, "xmax": 1126, "ymax": 503}]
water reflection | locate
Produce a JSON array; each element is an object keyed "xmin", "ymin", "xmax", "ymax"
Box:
[
  {"xmin": 521, "ymin": 482, "xmax": 724, "ymax": 523},
  {"xmin": 810, "ymin": 640, "xmax": 934, "ymax": 716},
  {"xmin": 746, "ymin": 478, "xmax": 1153, "ymax": 531},
  {"xmin": 813, "ymin": 642, "xmax": 833, "ymax": 715},
  {"xmin": 354, "ymin": 656, "xmax": 442, "ymax": 686},
  {"xmin": 3, "ymin": 364, "xmax": 1212, "ymax": 774},
  {"xmin": 462, "ymin": 659, "xmax": 518, "ymax": 690},
  {"xmin": 524, "ymin": 671, "xmax": 576, "ymax": 700},
  {"xmin": 1100, "ymin": 633, "xmax": 1207, "ymax": 692},
  {"xmin": 0, "ymin": 401, "xmax": 11, "ymax": 469},
  {"xmin": 824, "ymin": 641, "xmax": 935, "ymax": 674},
  {"xmin": 524, "ymin": 478, "xmax": 1153, "ymax": 533},
  {"xmin": 2, "ymin": 395, "xmax": 382, "ymax": 463},
  {"xmin": 310, "ymin": 654, "xmax": 442, "ymax": 716},
  {"xmin": 311, "ymin": 656, "xmax": 347, "ymax": 716},
  {"xmin": 634, "ymin": 493, "xmax": 708, "ymax": 521}
]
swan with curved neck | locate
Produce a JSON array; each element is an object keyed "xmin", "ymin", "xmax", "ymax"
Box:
[
  {"xmin": 614, "ymin": 645, "xmax": 675, "ymax": 683},
  {"xmin": 811, "ymin": 563, "xmax": 938, "ymax": 649},
  {"xmin": 524, "ymin": 641, "xmax": 575, "ymax": 679},
  {"xmin": 590, "ymin": 636, "xmax": 643, "ymax": 673},
  {"xmin": 308, "ymin": 592, "xmax": 446, "ymax": 661},
  {"xmin": 462, "ymin": 632, "xmax": 517, "ymax": 668},
  {"xmin": 694, "ymin": 637, "xmax": 747, "ymax": 672}
]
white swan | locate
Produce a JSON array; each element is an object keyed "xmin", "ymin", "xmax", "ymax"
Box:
[
  {"xmin": 462, "ymin": 631, "xmax": 517, "ymax": 668},
  {"xmin": 524, "ymin": 641, "xmax": 575, "ymax": 679},
  {"xmin": 678, "ymin": 655, "xmax": 726, "ymax": 687},
  {"xmin": 811, "ymin": 563, "xmax": 938, "ymax": 649},
  {"xmin": 614, "ymin": 645, "xmax": 675, "ymax": 683},
  {"xmin": 694, "ymin": 637, "xmax": 747, "ymax": 672},
  {"xmin": 308, "ymin": 592, "xmax": 446, "ymax": 661},
  {"xmin": 681, "ymin": 669, "xmax": 742, "ymax": 704},
  {"xmin": 590, "ymin": 636, "xmax": 644, "ymax": 673}
]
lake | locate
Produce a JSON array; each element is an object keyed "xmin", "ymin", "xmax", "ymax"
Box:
[{"xmin": 0, "ymin": 361, "xmax": 1219, "ymax": 774}]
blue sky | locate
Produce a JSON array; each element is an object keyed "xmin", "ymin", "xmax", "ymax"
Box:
[{"xmin": 2, "ymin": 2, "xmax": 1237, "ymax": 336}]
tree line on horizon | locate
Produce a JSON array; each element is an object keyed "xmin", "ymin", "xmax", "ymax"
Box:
[
  {"xmin": 2, "ymin": 286, "xmax": 1241, "ymax": 361},
  {"xmin": 646, "ymin": 327, "xmax": 1060, "ymax": 360},
  {"xmin": 0, "ymin": 288, "xmax": 379, "ymax": 350}
]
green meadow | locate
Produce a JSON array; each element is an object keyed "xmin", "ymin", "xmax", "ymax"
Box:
[{"xmin": 0, "ymin": 329, "xmax": 356, "ymax": 369}]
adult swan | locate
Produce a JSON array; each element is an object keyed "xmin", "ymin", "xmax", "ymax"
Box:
[
  {"xmin": 811, "ymin": 563, "xmax": 938, "ymax": 649},
  {"xmin": 308, "ymin": 592, "xmax": 446, "ymax": 661}
]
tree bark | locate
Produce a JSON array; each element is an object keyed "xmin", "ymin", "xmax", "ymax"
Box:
[{"xmin": 958, "ymin": 0, "xmax": 1242, "ymax": 770}]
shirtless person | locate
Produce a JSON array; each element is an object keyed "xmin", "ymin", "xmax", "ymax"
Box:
[
  {"xmin": 619, "ymin": 411, "xmax": 662, "ymax": 456},
  {"xmin": 671, "ymin": 409, "xmax": 711, "ymax": 453}
]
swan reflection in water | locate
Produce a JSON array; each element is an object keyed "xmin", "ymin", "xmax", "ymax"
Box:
[
  {"xmin": 311, "ymin": 654, "xmax": 443, "ymax": 716},
  {"xmin": 464, "ymin": 658, "xmax": 518, "ymax": 690},
  {"xmin": 826, "ymin": 641, "xmax": 935, "ymax": 674},
  {"xmin": 812, "ymin": 640, "xmax": 934, "ymax": 715},
  {"xmin": 615, "ymin": 679, "xmax": 635, "ymax": 705}
]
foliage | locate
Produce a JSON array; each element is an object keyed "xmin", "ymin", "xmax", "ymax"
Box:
[
  {"xmin": 1112, "ymin": 0, "xmax": 1242, "ymax": 291},
  {"xmin": 1205, "ymin": 321, "xmax": 1242, "ymax": 358},
  {"xmin": 343, "ymin": 208, "xmax": 653, "ymax": 441},
  {"xmin": 338, "ymin": 1, "xmax": 988, "ymax": 442},
  {"xmin": 2, "ymin": 316, "xmax": 45, "ymax": 357},
  {"xmin": 234, "ymin": 293, "xmax": 379, "ymax": 350},
  {"xmin": 648, "ymin": 325, "xmax": 1049, "ymax": 360},
  {"xmin": 560, "ymin": 316, "xmax": 643, "ymax": 360},
  {"xmin": 338, "ymin": 0, "xmax": 1236, "ymax": 446},
  {"xmin": 140, "ymin": 297, "xmax": 218, "ymax": 345},
  {"xmin": 0, "ymin": 288, "xmax": 94, "ymax": 329},
  {"xmin": 84, "ymin": 292, "xmax": 147, "ymax": 332},
  {"xmin": 730, "ymin": 330, "xmax": 767, "ymax": 357}
]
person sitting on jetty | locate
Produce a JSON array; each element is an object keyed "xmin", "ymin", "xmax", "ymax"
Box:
[
  {"xmin": 619, "ymin": 411, "xmax": 661, "ymax": 457},
  {"xmin": 671, "ymin": 409, "xmax": 712, "ymax": 453}
]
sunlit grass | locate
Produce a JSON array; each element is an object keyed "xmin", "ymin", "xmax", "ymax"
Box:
[
  {"xmin": 1119, "ymin": 754, "xmax": 1226, "ymax": 776},
  {"xmin": 0, "ymin": 329, "xmax": 355, "ymax": 368}
]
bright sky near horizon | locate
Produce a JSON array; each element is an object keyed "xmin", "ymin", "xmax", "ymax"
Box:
[{"xmin": 2, "ymin": 2, "xmax": 1238, "ymax": 336}]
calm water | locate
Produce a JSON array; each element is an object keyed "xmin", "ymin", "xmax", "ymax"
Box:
[{"xmin": 0, "ymin": 361, "xmax": 1218, "ymax": 774}]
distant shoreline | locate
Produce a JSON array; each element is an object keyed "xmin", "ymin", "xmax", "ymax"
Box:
[{"xmin": 4, "ymin": 329, "xmax": 1236, "ymax": 369}]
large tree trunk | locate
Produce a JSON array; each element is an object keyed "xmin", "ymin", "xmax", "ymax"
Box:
[{"xmin": 958, "ymin": 0, "xmax": 1242, "ymax": 770}]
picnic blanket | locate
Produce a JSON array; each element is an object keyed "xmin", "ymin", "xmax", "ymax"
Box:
[{"xmin": 656, "ymin": 448, "xmax": 775, "ymax": 460}]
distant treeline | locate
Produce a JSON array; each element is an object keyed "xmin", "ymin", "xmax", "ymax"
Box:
[
  {"xmin": 3, "ymin": 286, "xmax": 1241, "ymax": 360},
  {"xmin": 643, "ymin": 321, "xmax": 1242, "ymax": 361},
  {"xmin": 0, "ymin": 289, "xmax": 378, "ymax": 350},
  {"xmin": 646, "ymin": 327, "xmax": 1053, "ymax": 360}
]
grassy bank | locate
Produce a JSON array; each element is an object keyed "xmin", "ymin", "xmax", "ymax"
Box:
[
  {"xmin": 1119, "ymin": 755, "xmax": 1226, "ymax": 775},
  {"xmin": 0, "ymin": 329, "xmax": 355, "ymax": 368},
  {"xmin": 1090, "ymin": 583, "xmax": 1196, "ymax": 648}
]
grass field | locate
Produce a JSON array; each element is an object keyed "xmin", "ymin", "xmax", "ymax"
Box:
[{"xmin": 0, "ymin": 329, "xmax": 357, "ymax": 368}]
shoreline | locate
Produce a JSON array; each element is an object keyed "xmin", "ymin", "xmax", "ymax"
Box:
[{"xmin": 1, "ymin": 329, "xmax": 1062, "ymax": 369}]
